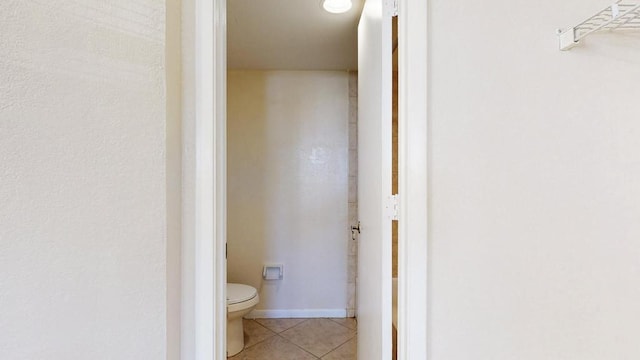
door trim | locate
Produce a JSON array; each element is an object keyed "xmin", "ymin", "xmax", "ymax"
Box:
[
  {"xmin": 397, "ymin": 0, "xmax": 428, "ymax": 358},
  {"xmin": 191, "ymin": 0, "xmax": 227, "ymax": 359}
]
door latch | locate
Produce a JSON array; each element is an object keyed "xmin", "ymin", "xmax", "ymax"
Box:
[{"xmin": 351, "ymin": 221, "xmax": 361, "ymax": 240}]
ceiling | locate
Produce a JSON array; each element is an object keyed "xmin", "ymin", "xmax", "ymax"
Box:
[{"xmin": 227, "ymin": 0, "xmax": 365, "ymax": 70}]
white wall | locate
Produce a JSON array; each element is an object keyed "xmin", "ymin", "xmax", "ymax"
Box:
[
  {"xmin": 227, "ymin": 71, "xmax": 349, "ymax": 316},
  {"xmin": 0, "ymin": 1, "xmax": 179, "ymax": 358},
  {"xmin": 180, "ymin": 0, "xmax": 197, "ymax": 357},
  {"xmin": 428, "ymin": 0, "xmax": 640, "ymax": 359},
  {"xmin": 166, "ymin": 0, "xmax": 182, "ymax": 358}
]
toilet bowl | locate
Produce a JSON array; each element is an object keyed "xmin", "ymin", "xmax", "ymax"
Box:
[{"xmin": 227, "ymin": 283, "xmax": 260, "ymax": 356}]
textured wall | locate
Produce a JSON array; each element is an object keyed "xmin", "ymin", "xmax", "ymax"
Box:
[
  {"xmin": 0, "ymin": 1, "xmax": 169, "ymax": 358},
  {"xmin": 180, "ymin": 0, "xmax": 197, "ymax": 356},
  {"xmin": 428, "ymin": 0, "xmax": 640, "ymax": 358},
  {"xmin": 227, "ymin": 71, "xmax": 349, "ymax": 316},
  {"xmin": 165, "ymin": 0, "xmax": 182, "ymax": 358}
]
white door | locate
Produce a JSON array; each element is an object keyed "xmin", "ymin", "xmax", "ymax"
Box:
[{"xmin": 357, "ymin": 0, "xmax": 393, "ymax": 359}]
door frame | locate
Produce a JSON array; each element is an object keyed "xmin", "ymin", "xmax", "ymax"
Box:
[
  {"xmin": 190, "ymin": 0, "xmax": 227, "ymax": 359},
  {"xmin": 187, "ymin": 0, "xmax": 427, "ymax": 358},
  {"xmin": 397, "ymin": 0, "xmax": 428, "ymax": 358}
]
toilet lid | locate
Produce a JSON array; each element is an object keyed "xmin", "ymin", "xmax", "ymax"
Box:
[{"xmin": 227, "ymin": 283, "xmax": 257, "ymax": 305}]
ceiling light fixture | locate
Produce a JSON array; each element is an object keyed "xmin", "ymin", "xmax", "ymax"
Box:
[{"xmin": 322, "ymin": 0, "xmax": 352, "ymax": 14}]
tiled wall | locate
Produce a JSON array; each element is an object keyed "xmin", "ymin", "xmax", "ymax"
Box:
[{"xmin": 347, "ymin": 71, "xmax": 358, "ymax": 317}]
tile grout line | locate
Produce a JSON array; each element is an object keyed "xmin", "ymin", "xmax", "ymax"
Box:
[
  {"xmin": 328, "ymin": 317, "xmax": 358, "ymax": 331},
  {"xmin": 318, "ymin": 331, "xmax": 358, "ymax": 359},
  {"xmin": 231, "ymin": 320, "xmax": 277, "ymax": 356},
  {"xmin": 275, "ymin": 319, "xmax": 350, "ymax": 359},
  {"xmin": 256, "ymin": 318, "xmax": 311, "ymax": 334},
  {"xmin": 233, "ymin": 319, "xmax": 313, "ymax": 358},
  {"xmin": 281, "ymin": 319, "xmax": 357, "ymax": 359},
  {"xmin": 233, "ymin": 318, "xmax": 356, "ymax": 359},
  {"xmin": 275, "ymin": 333, "xmax": 322, "ymax": 359},
  {"xmin": 282, "ymin": 318, "xmax": 356, "ymax": 358}
]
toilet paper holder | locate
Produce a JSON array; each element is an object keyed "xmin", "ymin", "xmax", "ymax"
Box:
[{"xmin": 262, "ymin": 264, "xmax": 284, "ymax": 280}]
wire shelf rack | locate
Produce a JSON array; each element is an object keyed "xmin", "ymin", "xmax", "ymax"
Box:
[{"xmin": 558, "ymin": 1, "xmax": 640, "ymax": 50}]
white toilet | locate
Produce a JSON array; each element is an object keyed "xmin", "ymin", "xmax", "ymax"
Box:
[{"xmin": 227, "ymin": 283, "xmax": 260, "ymax": 356}]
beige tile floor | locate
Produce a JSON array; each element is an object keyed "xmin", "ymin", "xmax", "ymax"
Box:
[{"xmin": 229, "ymin": 318, "xmax": 357, "ymax": 359}]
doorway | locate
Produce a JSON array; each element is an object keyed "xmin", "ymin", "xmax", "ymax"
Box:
[
  {"xmin": 225, "ymin": 1, "xmax": 362, "ymax": 358},
  {"xmin": 185, "ymin": 0, "xmax": 427, "ymax": 359}
]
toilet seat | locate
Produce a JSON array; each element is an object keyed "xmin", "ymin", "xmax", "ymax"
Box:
[
  {"xmin": 227, "ymin": 283, "xmax": 257, "ymax": 304},
  {"xmin": 227, "ymin": 283, "xmax": 258, "ymax": 312}
]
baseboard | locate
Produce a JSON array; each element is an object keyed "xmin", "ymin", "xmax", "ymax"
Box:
[{"xmin": 246, "ymin": 309, "xmax": 348, "ymax": 319}]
